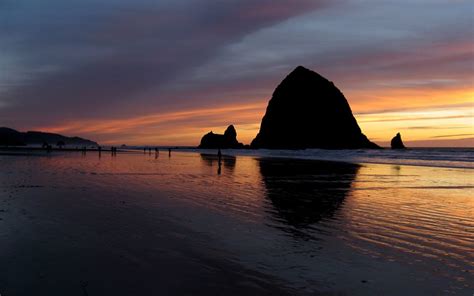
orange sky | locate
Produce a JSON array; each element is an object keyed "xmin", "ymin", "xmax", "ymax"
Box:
[{"xmin": 36, "ymin": 85, "xmax": 473, "ymax": 147}]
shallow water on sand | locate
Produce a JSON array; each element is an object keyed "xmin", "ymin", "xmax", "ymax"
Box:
[{"xmin": 0, "ymin": 151, "xmax": 472, "ymax": 295}]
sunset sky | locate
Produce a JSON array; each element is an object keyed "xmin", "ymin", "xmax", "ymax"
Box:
[{"xmin": 1, "ymin": 0, "xmax": 473, "ymax": 146}]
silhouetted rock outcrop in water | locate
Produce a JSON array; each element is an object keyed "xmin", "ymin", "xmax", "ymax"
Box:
[
  {"xmin": 199, "ymin": 125, "xmax": 244, "ymax": 149},
  {"xmin": 391, "ymin": 132, "xmax": 406, "ymax": 149},
  {"xmin": 0, "ymin": 127, "xmax": 98, "ymax": 146},
  {"xmin": 251, "ymin": 66, "xmax": 380, "ymax": 149}
]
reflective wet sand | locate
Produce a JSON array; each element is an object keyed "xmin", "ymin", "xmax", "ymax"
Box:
[{"xmin": 0, "ymin": 151, "xmax": 472, "ymax": 295}]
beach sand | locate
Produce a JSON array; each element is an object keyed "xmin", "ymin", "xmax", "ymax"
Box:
[{"xmin": 0, "ymin": 151, "xmax": 472, "ymax": 295}]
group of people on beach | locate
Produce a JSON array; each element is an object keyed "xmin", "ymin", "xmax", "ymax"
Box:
[
  {"xmin": 144, "ymin": 147, "xmax": 159, "ymax": 154},
  {"xmin": 144, "ymin": 147, "xmax": 172, "ymax": 158},
  {"xmin": 40, "ymin": 144, "xmax": 226, "ymax": 164}
]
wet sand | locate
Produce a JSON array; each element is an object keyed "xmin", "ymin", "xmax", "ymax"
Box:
[{"xmin": 0, "ymin": 151, "xmax": 472, "ymax": 295}]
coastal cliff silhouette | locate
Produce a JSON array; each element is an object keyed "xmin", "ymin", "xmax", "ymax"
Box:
[{"xmin": 0, "ymin": 127, "xmax": 98, "ymax": 147}]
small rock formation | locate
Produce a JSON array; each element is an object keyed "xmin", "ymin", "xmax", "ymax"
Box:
[
  {"xmin": 199, "ymin": 125, "xmax": 244, "ymax": 149},
  {"xmin": 391, "ymin": 133, "xmax": 406, "ymax": 149},
  {"xmin": 251, "ymin": 66, "xmax": 380, "ymax": 149}
]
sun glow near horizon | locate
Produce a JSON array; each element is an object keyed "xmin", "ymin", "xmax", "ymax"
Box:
[{"xmin": 34, "ymin": 87, "xmax": 474, "ymax": 147}]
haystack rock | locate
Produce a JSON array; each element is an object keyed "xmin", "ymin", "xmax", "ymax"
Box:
[
  {"xmin": 199, "ymin": 125, "xmax": 244, "ymax": 149},
  {"xmin": 251, "ymin": 66, "xmax": 380, "ymax": 149},
  {"xmin": 391, "ymin": 132, "xmax": 406, "ymax": 149}
]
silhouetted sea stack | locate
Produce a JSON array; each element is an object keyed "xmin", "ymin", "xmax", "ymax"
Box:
[
  {"xmin": 199, "ymin": 125, "xmax": 244, "ymax": 149},
  {"xmin": 391, "ymin": 132, "xmax": 406, "ymax": 149},
  {"xmin": 251, "ymin": 66, "xmax": 380, "ymax": 149}
]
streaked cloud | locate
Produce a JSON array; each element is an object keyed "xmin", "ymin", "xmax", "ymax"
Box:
[
  {"xmin": 356, "ymin": 103, "xmax": 473, "ymax": 145},
  {"xmin": 431, "ymin": 133, "xmax": 474, "ymax": 139},
  {"xmin": 0, "ymin": 0, "xmax": 472, "ymax": 146}
]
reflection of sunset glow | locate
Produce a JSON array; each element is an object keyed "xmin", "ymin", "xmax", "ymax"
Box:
[
  {"xmin": 343, "ymin": 163, "xmax": 474, "ymax": 266},
  {"xmin": 12, "ymin": 152, "xmax": 473, "ymax": 286}
]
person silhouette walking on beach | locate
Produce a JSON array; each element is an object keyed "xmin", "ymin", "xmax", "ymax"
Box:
[
  {"xmin": 217, "ymin": 148, "xmax": 222, "ymax": 175},
  {"xmin": 168, "ymin": 148, "xmax": 171, "ymax": 157}
]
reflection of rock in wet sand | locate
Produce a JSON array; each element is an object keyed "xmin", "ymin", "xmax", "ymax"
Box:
[
  {"xmin": 258, "ymin": 158, "xmax": 360, "ymax": 229},
  {"xmin": 200, "ymin": 153, "xmax": 236, "ymax": 173}
]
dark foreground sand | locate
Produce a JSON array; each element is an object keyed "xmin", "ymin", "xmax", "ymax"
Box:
[{"xmin": 0, "ymin": 151, "xmax": 472, "ymax": 295}]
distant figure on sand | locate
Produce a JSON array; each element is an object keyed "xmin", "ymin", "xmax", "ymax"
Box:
[
  {"xmin": 42, "ymin": 142, "xmax": 52, "ymax": 153},
  {"xmin": 168, "ymin": 148, "xmax": 171, "ymax": 157},
  {"xmin": 217, "ymin": 148, "xmax": 223, "ymax": 175}
]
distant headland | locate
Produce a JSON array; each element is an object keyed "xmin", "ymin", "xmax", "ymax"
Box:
[{"xmin": 0, "ymin": 127, "xmax": 98, "ymax": 147}]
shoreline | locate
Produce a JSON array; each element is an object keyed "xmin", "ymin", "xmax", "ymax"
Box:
[
  {"xmin": 184, "ymin": 148, "xmax": 474, "ymax": 170},
  {"xmin": 1, "ymin": 146, "xmax": 473, "ymax": 170}
]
